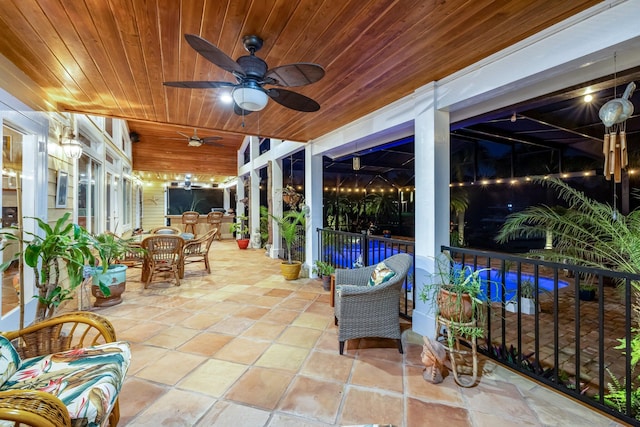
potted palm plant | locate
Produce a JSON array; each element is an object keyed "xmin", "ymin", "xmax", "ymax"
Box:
[
  {"xmin": 88, "ymin": 232, "xmax": 142, "ymax": 307},
  {"xmin": 229, "ymin": 214, "xmax": 250, "ymax": 249},
  {"xmin": 270, "ymin": 209, "xmax": 306, "ymax": 280}
]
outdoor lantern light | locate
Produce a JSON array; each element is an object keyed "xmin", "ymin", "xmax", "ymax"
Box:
[
  {"xmin": 60, "ymin": 126, "xmax": 83, "ymax": 159},
  {"xmin": 232, "ymin": 86, "xmax": 268, "ymax": 111},
  {"xmin": 353, "ymin": 155, "xmax": 361, "ymax": 171}
]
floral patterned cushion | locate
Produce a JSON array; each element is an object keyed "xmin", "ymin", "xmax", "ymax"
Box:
[
  {"xmin": 0, "ymin": 336, "xmax": 20, "ymax": 388},
  {"xmin": 1, "ymin": 341, "xmax": 131, "ymax": 427},
  {"xmin": 368, "ymin": 262, "xmax": 396, "ymax": 286}
]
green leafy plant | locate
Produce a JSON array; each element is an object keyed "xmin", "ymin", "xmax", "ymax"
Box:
[
  {"xmin": 229, "ymin": 214, "xmax": 250, "ymax": 239},
  {"xmin": 87, "ymin": 232, "xmax": 144, "ymax": 295},
  {"xmin": 312, "ymin": 260, "xmax": 335, "ymax": 277},
  {"xmin": 269, "ymin": 209, "xmax": 306, "ymax": 264},
  {"xmin": 1, "ymin": 213, "xmax": 94, "ymax": 320},
  {"xmin": 419, "ymin": 254, "xmax": 489, "ymax": 344}
]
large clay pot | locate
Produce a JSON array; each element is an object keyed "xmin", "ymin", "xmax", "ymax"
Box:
[
  {"xmin": 91, "ymin": 264, "xmax": 127, "ymax": 307},
  {"xmin": 281, "ymin": 261, "xmax": 302, "ymax": 280},
  {"xmin": 437, "ymin": 288, "xmax": 473, "ymax": 322}
]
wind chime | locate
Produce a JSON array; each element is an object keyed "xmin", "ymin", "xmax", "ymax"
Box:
[{"xmin": 599, "ymin": 81, "xmax": 636, "ymax": 183}]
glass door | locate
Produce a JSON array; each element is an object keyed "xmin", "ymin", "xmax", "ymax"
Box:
[{"xmin": 78, "ymin": 154, "xmax": 102, "ymax": 233}]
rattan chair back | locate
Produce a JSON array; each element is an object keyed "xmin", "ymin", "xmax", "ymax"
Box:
[{"xmin": 141, "ymin": 235, "xmax": 184, "ymax": 288}]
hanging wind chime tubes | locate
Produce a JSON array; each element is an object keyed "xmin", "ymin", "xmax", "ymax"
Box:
[{"xmin": 599, "ymin": 81, "xmax": 636, "ymax": 183}]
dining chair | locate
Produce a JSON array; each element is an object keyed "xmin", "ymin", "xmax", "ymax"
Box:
[
  {"xmin": 141, "ymin": 235, "xmax": 184, "ymax": 288},
  {"xmin": 206, "ymin": 211, "xmax": 224, "ymax": 240},
  {"xmin": 181, "ymin": 211, "xmax": 200, "ymax": 236},
  {"xmin": 181, "ymin": 228, "xmax": 217, "ymax": 277}
]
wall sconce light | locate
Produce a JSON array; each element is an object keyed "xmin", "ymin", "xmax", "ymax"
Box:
[{"xmin": 60, "ymin": 126, "xmax": 82, "ymax": 159}]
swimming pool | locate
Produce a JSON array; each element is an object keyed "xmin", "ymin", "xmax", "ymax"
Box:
[{"xmin": 456, "ymin": 264, "xmax": 568, "ymax": 303}]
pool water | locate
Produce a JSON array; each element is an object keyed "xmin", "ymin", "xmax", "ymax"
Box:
[{"xmin": 457, "ymin": 265, "xmax": 568, "ymax": 303}]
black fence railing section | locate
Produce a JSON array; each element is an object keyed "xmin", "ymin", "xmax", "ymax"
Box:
[
  {"xmin": 444, "ymin": 245, "xmax": 640, "ymax": 425},
  {"xmin": 316, "ymin": 228, "xmax": 415, "ymax": 318}
]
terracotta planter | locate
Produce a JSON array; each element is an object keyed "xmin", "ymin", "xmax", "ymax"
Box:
[
  {"xmin": 437, "ymin": 288, "xmax": 473, "ymax": 322},
  {"xmin": 91, "ymin": 264, "xmax": 127, "ymax": 307},
  {"xmin": 236, "ymin": 238, "xmax": 250, "ymax": 249},
  {"xmin": 281, "ymin": 261, "xmax": 302, "ymax": 280}
]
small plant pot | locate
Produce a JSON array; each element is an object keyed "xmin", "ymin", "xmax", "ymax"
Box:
[
  {"xmin": 437, "ymin": 288, "xmax": 473, "ymax": 322},
  {"xmin": 579, "ymin": 289, "xmax": 596, "ymax": 301},
  {"xmin": 322, "ymin": 275, "xmax": 331, "ymax": 291},
  {"xmin": 236, "ymin": 238, "xmax": 250, "ymax": 249}
]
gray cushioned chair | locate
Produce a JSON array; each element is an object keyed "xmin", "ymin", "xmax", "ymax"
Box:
[{"xmin": 334, "ymin": 252, "xmax": 413, "ymax": 355}]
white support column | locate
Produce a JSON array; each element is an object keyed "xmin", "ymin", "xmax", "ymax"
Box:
[
  {"xmin": 270, "ymin": 158, "xmax": 283, "ymax": 258},
  {"xmin": 249, "ymin": 136, "xmax": 261, "ymax": 248},
  {"xmin": 412, "ymin": 83, "xmax": 451, "ymax": 339},
  {"xmin": 235, "ymin": 178, "xmax": 245, "ymax": 239},
  {"xmin": 305, "ymin": 145, "xmax": 323, "ymax": 276},
  {"xmin": 223, "ymin": 187, "xmax": 230, "ymax": 212}
]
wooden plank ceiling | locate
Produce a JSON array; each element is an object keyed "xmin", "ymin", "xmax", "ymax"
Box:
[{"xmin": 0, "ymin": 0, "xmax": 600, "ymax": 178}]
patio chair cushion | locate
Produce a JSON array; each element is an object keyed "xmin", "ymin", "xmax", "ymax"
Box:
[
  {"xmin": 0, "ymin": 338, "xmax": 130, "ymax": 426},
  {"xmin": 0, "ymin": 337, "xmax": 20, "ymax": 387},
  {"xmin": 368, "ymin": 261, "xmax": 396, "ymax": 287}
]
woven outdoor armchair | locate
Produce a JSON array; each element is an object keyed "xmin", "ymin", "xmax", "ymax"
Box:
[
  {"xmin": 0, "ymin": 311, "xmax": 130, "ymax": 427},
  {"xmin": 334, "ymin": 253, "xmax": 413, "ymax": 355}
]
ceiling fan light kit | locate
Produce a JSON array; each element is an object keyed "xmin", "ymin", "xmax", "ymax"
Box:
[
  {"xmin": 164, "ymin": 33, "xmax": 324, "ymax": 114},
  {"xmin": 233, "ymin": 86, "xmax": 268, "ymax": 111}
]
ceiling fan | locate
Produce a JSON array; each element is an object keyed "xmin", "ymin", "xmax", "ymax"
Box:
[
  {"xmin": 163, "ymin": 34, "xmax": 325, "ymax": 115},
  {"xmin": 163, "ymin": 129, "xmax": 223, "ymax": 147}
]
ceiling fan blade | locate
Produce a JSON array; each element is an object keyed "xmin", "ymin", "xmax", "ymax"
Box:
[
  {"xmin": 234, "ymin": 103, "xmax": 254, "ymax": 116},
  {"xmin": 177, "ymin": 131, "xmax": 190, "ymax": 138},
  {"xmin": 201, "ymin": 136, "xmax": 223, "ymax": 143},
  {"xmin": 163, "ymin": 81, "xmax": 235, "ymax": 89},
  {"xmin": 265, "ymin": 63, "xmax": 325, "ymax": 87},
  {"xmin": 184, "ymin": 34, "xmax": 245, "ymax": 77},
  {"xmin": 202, "ymin": 140, "xmax": 224, "ymax": 147},
  {"xmin": 268, "ymin": 88, "xmax": 320, "ymax": 112}
]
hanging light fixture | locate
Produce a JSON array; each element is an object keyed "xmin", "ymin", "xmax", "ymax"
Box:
[
  {"xmin": 352, "ymin": 155, "xmax": 361, "ymax": 171},
  {"xmin": 60, "ymin": 126, "xmax": 82, "ymax": 159},
  {"xmin": 232, "ymin": 83, "xmax": 268, "ymax": 111}
]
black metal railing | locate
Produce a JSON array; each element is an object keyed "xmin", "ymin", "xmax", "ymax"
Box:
[
  {"xmin": 317, "ymin": 228, "xmax": 415, "ymax": 318},
  {"xmin": 444, "ymin": 245, "xmax": 640, "ymax": 424}
]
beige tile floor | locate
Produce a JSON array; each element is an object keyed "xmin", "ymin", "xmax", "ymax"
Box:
[{"xmin": 76, "ymin": 240, "xmax": 625, "ymax": 427}]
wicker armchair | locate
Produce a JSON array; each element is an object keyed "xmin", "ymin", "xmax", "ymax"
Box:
[
  {"xmin": 181, "ymin": 229, "xmax": 217, "ymax": 277},
  {"xmin": 0, "ymin": 311, "xmax": 128, "ymax": 427},
  {"xmin": 141, "ymin": 235, "xmax": 184, "ymax": 288},
  {"xmin": 334, "ymin": 253, "xmax": 413, "ymax": 355}
]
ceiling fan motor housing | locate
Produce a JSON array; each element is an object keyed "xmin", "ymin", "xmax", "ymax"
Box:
[{"xmin": 237, "ymin": 55, "xmax": 267, "ymax": 79}]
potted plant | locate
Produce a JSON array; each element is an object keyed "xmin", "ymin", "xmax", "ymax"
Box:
[
  {"xmin": 505, "ymin": 278, "xmax": 537, "ymax": 315},
  {"xmin": 419, "ymin": 254, "xmax": 488, "ymax": 344},
  {"xmin": 578, "ymin": 274, "xmax": 597, "ymax": 301},
  {"xmin": 88, "ymin": 232, "xmax": 142, "ymax": 307},
  {"xmin": 269, "ymin": 209, "xmax": 306, "ymax": 280},
  {"xmin": 229, "ymin": 214, "xmax": 250, "ymax": 249},
  {"xmin": 312, "ymin": 260, "xmax": 335, "ymax": 291},
  {"xmin": 0, "ymin": 212, "xmax": 94, "ymax": 320}
]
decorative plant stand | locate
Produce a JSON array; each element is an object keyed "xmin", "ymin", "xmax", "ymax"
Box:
[{"xmin": 436, "ymin": 316, "xmax": 478, "ymax": 387}]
